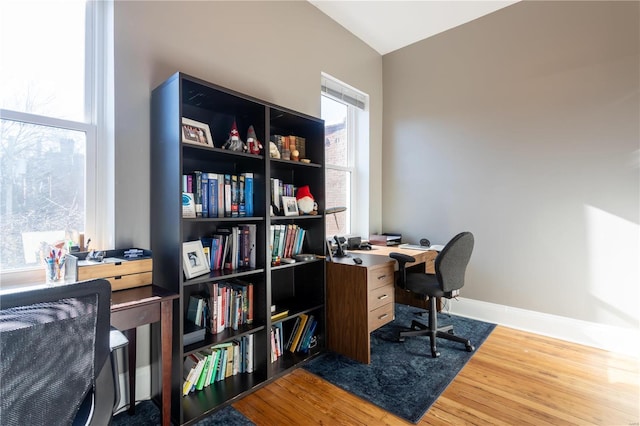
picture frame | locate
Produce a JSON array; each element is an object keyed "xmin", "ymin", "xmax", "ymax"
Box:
[
  {"xmin": 282, "ymin": 196, "xmax": 299, "ymax": 217},
  {"xmin": 181, "ymin": 117, "xmax": 214, "ymax": 148},
  {"xmin": 182, "ymin": 240, "xmax": 210, "ymax": 279}
]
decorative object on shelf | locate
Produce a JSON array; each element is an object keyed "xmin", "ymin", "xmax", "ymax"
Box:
[
  {"xmin": 296, "ymin": 185, "xmax": 318, "ymax": 215},
  {"xmin": 181, "ymin": 118, "xmax": 214, "ymax": 148},
  {"xmin": 222, "ymin": 120, "xmax": 247, "ymax": 152},
  {"xmin": 246, "ymin": 125, "xmax": 263, "ymax": 155},
  {"xmin": 282, "ymin": 196, "xmax": 299, "ymax": 217},
  {"xmin": 182, "ymin": 240, "xmax": 209, "ymax": 279},
  {"xmin": 269, "ymin": 141, "xmax": 281, "ymax": 158}
]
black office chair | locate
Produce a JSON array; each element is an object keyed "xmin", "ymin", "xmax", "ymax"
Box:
[
  {"xmin": 390, "ymin": 232, "xmax": 475, "ymax": 358},
  {"xmin": 0, "ymin": 279, "xmax": 125, "ymax": 426}
]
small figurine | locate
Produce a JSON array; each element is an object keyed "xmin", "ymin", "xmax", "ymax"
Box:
[
  {"xmin": 296, "ymin": 185, "xmax": 318, "ymax": 215},
  {"xmin": 246, "ymin": 125, "xmax": 263, "ymax": 155},
  {"xmin": 222, "ymin": 120, "xmax": 247, "ymax": 152},
  {"xmin": 269, "ymin": 141, "xmax": 281, "ymax": 159}
]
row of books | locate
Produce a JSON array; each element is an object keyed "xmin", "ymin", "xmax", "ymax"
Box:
[
  {"xmin": 270, "ymin": 313, "xmax": 318, "ymax": 363},
  {"xmin": 187, "ymin": 280, "xmax": 254, "ymax": 335},
  {"xmin": 270, "ymin": 224, "xmax": 306, "ymax": 261},
  {"xmin": 201, "ymin": 224, "xmax": 256, "ymax": 271},
  {"xmin": 270, "ymin": 177, "xmax": 295, "ymax": 213},
  {"xmin": 287, "ymin": 313, "xmax": 317, "ymax": 354},
  {"xmin": 183, "ymin": 171, "xmax": 254, "ymax": 218},
  {"xmin": 182, "ymin": 335, "xmax": 254, "ymax": 396},
  {"xmin": 272, "ymin": 134, "xmax": 306, "ymax": 160}
]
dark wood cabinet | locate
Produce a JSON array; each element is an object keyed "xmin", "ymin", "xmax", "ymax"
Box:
[{"xmin": 151, "ymin": 72, "xmax": 325, "ymax": 425}]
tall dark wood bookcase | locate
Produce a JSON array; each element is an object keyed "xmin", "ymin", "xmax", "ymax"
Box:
[{"xmin": 150, "ymin": 72, "xmax": 326, "ymax": 425}]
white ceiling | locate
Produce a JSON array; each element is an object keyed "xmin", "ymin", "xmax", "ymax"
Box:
[{"xmin": 309, "ymin": 0, "xmax": 519, "ymax": 55}]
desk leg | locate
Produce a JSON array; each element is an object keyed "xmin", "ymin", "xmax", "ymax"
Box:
[
  {"xmin": 125, "ymin": 328, "xmax": 137, "ymax": 415},
  {"xmin": 160, "ymin": 299, "xmax": 172, "ymax": 426}
]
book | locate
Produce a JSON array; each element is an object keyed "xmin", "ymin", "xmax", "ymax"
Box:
[
  {"xmin": 224, "ymin": 174, "xmax": 232, "ymax": 217},
  {"xmin": 217, "ymin": 173, "xmax": 225, "ymax": 218},
  {"xmin": 295, "ymin": 314, "xmax": 314, "ymax": 352},
  {"xmin": 271, "ymin": 308, "xmax": 289, "ymax": 322},
  {"xmin": 201, "ymin": 173, "xmax": 209, "ymax": 218},
  {"xmin": 182, "ymin": 193, "xmax": 196, "ymax": 218},
  {"xmin": 195, "ymin": 353, "xmax": 210, "ymax": 390},
  {"xmin": 238, "ymin": 174, "xmax": 246, "ymax": 217},
  {"xmin": 193, "ymin": 171, "xmax": 203, "ymax": 217},
  {"xmin": 182, "ymin": 356, "xmax": 198, "ymax": 396},
  {"xmin": 208, "ymin": 174, "xmax": 218, "ymax": 218},
  {"xmin": 244, "ymin": 172, "xmax": 254, "ymax": 217},
  {"xmin": 299, "ymin": 318, "xmax": 317, "ymax": 353},
  {"xmin": 231, "ymin": 174, "xmax": 239, "ymax": 217},
  {"xmin": 285, "ymin": 316, "xmax": 302, "ymax": 350},
  {"xmin": 289, "ymin": 313, "xmax": 308, "ymax": 353}
]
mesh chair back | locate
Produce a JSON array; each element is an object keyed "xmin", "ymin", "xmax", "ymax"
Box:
[
  {"xmin": 435, "ymin": 232, "xmax": 474, "ymax": 293},
  {"xmin": 0, "ymin": 280, "xmax": 111, "ymax": 426}
]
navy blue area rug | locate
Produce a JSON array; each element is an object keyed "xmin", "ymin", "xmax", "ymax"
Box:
[
  {"xmin": 303, "ymin": 303, "xmax": 496, "ymax": 424},
  {"xmin": 112, "ymin": 400, "xmax": 254, "ymax": 426}
]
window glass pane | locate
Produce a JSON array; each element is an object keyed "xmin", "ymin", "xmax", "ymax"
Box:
[
  {"xmin": 0, "ymin": 1, "xmax": 86, "ymax": 121},
  {"xmin": 325, "ymin": 168, "xmax": 350, "ymax": 237},
  {"xmin": 0, "ymin": 120, "xmax": 86, "ymax": 269},
  {"xmin": 322, "ymin": 95, "xmax": 348, "ymax": 167}
]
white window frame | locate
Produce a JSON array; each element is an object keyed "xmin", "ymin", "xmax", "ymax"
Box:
[
  {"xmin": 0, "ymin": 0, "xmax": 114, "ymax": 288},
  {"xmin": 321, "ymin": 73, "xmax": 370, "ymax": 239}
]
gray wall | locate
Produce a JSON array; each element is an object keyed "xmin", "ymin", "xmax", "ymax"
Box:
[
  {"xmin": 383, "ymin": 1, "xmax": 639, "ymax": 328},
  {"xmin": 113, "ymin": 0, "xmax": 383, "ymax": 250}
]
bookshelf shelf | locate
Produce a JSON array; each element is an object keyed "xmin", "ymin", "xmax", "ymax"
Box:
[{"xmin": 151, "ymin": 72, "xmax": 325, "ymax": 425}]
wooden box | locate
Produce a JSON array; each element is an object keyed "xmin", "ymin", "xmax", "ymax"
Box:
[{"xmin": 65, "ymin": 249, "xmax": 152, "ymax": 291}]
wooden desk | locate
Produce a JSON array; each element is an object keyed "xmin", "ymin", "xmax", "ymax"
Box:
[
  {"xmin": 110, "ymin": 285, "xmax": 178, "ymax": 426},
  {"xmin": 358, "ymin": 246, "xmax": 439, "ymax": 311},
  {"xmin": 325, "ymin": 246, "xmax": 438, "ymax": 364}
]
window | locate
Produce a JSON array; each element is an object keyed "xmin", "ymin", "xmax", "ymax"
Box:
[
  {"xmin": 0, "ymin": 1, "xmax": 112, "ymax": 286},
  {"xmin": 321, "ymin": 74, "xmax": 369, "ymax": 240}
]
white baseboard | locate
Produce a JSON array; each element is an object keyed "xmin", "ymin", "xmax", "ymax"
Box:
[{"xmin": 446, "ymin": 297, "xmax": 640, "ymax": 357}]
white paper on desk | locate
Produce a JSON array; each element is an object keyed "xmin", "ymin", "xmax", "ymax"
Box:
[{"xmin": 428, "ymin": 244, "xmax": 444, "ymax": 251}]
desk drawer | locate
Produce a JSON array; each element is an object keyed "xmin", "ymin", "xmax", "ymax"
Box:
[
  {"xmin": 368, "ymin": 303, "xmax": 394, "ymax": 332},
  {"xmin": 368, "ymin": 284, "xmax": 394, "ymax": 311},
  {"xmin": 367, "ymin": 263, "xmax": 394, "ymax": 291}
]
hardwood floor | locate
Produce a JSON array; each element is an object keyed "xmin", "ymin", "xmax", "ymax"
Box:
[{"xmin": 233, "ymin": 325, "xmax": 639, "ymax": 425}]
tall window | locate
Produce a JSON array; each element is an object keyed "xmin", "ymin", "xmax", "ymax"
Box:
[
  {"xmin": 0, "ymin": 1, "xmax": 111, "ymax": 285},
  {"xmin": 321, "ymin": 74, "xmax": 368, "ymax": 239}
]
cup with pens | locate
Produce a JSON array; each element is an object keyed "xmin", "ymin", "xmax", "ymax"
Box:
[{"xmin": 45, "ymin": 249, "xmax": 66, "ymax": 284}]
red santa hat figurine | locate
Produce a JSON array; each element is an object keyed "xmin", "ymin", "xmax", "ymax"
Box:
[
  {"xmin": 296, "ymin": 185, "xmax": 318, "ymax": 215},
  {"xmin": 222, "ymin": 120, "xmax": 247, "ymax": 152},
  {"xmin": 246, "ymin": 125, "xmax": 263, "ymax": 155}
]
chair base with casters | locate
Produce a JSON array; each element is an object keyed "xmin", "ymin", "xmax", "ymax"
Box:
[
  {"xmin": 397, "ymin": 294, "xmax": 474, "ymax": 358},
  {"xmin": 391, "ymin": 231, "xmax": 476, "ymax": 358}
]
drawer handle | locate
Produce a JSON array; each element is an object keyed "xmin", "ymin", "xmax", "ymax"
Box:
[
  {"xmin": 378, "ymin": 294, "xmax": 388, "ymax": 300},
  {"xmin": 114, "ymin": 276, "xmax": 122, "ymax": 280},
  {"xmin": 378, "ymin": 313, "xmax": 389, "ymax": 320},
  {"xmin": 377, "ymin": 274, "xmax": 386, "ymax": 280}
]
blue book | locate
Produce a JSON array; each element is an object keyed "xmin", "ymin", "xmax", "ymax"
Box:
[
  {"xmin": 208, "ymin": 174, "xmax": 218, "ymax": 218},
  {"xmin": 201, "ymin": 173, "xmax": 209, "ymax": 218},
  {"xmin": 244, "ymin": 172, "xmax": 254, "ymax": 217}
]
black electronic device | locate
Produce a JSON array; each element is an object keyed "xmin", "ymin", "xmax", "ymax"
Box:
[
  {"xmin": 353, "ymin": 257, "xmax": 363, "ymax": 264},
  {"xmin": 333, "ymin": 235, "xmax": 348, "ymax": 258}
]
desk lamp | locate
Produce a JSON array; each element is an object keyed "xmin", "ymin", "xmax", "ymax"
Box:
[{"xmin": 326, "ymin": 206, "xmax": 348, "ymax": 258}]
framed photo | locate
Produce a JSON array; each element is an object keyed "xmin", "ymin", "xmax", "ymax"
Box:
[
  {"xmin": 181, "ymin": 117, "xmax": 214, "ymax": 148},
  {"xmin": 282, "ymin": 196, "xmax": 299, "ymax": 217},
  {"xmin": 182, "ymin": 240, "xmax": 210, "ymax": 279}
]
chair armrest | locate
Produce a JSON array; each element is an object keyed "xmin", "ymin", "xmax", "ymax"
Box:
[
  {"xmin": 110, "ymin": 327, "xmax": 128, "ymax": 352},
  {"xmin": 389, "ymin": 252, "xmax": 415, "ymax": 266}
]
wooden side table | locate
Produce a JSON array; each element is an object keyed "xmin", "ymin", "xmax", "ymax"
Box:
[{"xmin": 110, "ymin": 285, "xmax": 178, "ymax": 426}]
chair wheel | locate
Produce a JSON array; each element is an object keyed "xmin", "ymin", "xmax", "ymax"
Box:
[
  {"xmin": 431, "ymin": 350, "xmax": 440, "ymax": 358},
  {"xmin": 398, "ymin": 337, "xmax": 405, "ymax": 342},
  {"xmin": 466, "ymin": 343, "xmax": 474, "ymax": 352},
  {"xmin": 448, "ymin": 329, "xmax": 455, "ymax": 335}
]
